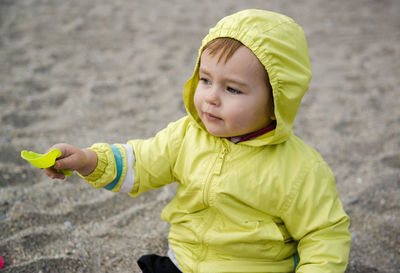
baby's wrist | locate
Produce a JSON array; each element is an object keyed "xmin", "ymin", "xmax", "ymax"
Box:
[{"xmin": 77, "ymin": 149, "xmax": 98, "ymax": 176}]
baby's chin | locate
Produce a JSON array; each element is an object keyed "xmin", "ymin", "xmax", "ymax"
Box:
[
  {"xmin": 201, "ymin": 119, "xmax": 252, "ymax": 138},
  {"xmin": 203, "ymin": 127, "xmax": 228, "ymax": 138},
  {"xmin": 204, "ymin": 127, "xmax": 241, "ymax": 138}
]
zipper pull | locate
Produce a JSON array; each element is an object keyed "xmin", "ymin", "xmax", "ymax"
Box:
[{"xmin": 213, "ymin": 147, "xmax": 227, "ymax": 175}]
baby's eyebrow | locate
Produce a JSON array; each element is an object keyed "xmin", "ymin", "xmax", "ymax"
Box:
[
  {"xmin": 199, "ymin": 67, "xmax": 211, "ymax": 76},
  {"xmin": 199, "ymin": 67, "xmax": 249, "ymax": 88},
  {"xmin": 227, "ymin": 78, "xmax": 249, "ymax": 88}
]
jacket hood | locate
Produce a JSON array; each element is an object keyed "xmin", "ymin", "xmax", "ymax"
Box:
[{"xmin": 183, "ymin": 9, "xmax": 312, "ymax": 146}]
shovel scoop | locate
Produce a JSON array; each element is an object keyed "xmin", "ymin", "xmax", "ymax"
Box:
[{"xmin": 21, "ymin": 148, "xmax": 73, "ymax": 176}]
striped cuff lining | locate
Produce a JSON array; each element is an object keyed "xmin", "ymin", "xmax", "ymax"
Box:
[{"xmin": 103, "ymin": 144, "xmax": 123, "ymax": 190}]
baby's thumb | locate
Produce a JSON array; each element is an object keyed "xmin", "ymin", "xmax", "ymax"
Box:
[{"xmin": 54, "ymin": 157, "xmax": 73, "ymax": 171}]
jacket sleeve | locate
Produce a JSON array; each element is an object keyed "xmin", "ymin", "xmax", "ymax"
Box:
[
  {"xmin": 280, "ymin": 160, "xmax": 351, "ymax": 273},
  {"xmin": 80, "ymin": 117, "xmax": 189, "ymax": 195},
  {"xmin": 128, "ymin": 117, "xmax": 189, "ymax": 197}
]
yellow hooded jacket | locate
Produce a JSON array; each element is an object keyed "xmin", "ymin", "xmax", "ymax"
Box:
[{"xmin": 83, "ymin": 9, "xmax": 351, "ymax": 273}]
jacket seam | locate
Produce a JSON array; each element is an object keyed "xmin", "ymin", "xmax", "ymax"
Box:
[
  {"xmin": 279, "ymin": 159, "xmax": 322, "ymax": 216},
  {"xmin": 169, "ymin": 117, "xmax": 190, "ymax": 181},
  {"xmin": 215, "ymin": 19, "xmax": 294, "ymax": 39}
]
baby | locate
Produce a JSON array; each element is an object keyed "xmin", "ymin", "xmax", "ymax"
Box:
[{"xmin": 45, "ymin": 9, "xmax": 351, "ymax": 273}]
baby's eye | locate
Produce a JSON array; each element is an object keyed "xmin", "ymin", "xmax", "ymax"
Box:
[
  {"xmin": 200, "ymin": 78, "xmax": 211, "ymax": 85},
  {"xmin": 227, "ymin": 87, "xmax": 242, "ymax": 94}
]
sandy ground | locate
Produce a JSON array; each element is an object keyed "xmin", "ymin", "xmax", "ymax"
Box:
[{"xmin": 0, "ymin": 0, "xmax": 399, "ymax": 272}]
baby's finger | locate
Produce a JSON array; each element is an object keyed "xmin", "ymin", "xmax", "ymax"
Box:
[
  {"xmin": 54, "ymin": 157, "xmax": 74, "ymax": 171},
  {"xmin": 46, "ymin": 143, "xmax": 72, "ymax": 159},
  {"xmin": 43, "ymin": 167, "xmax": 65, "ymax": 180}
]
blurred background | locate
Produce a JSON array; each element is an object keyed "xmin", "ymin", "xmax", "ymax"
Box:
[{"xmin": 0, "ymin": 0, "xmax": 399, "ymax": 272}]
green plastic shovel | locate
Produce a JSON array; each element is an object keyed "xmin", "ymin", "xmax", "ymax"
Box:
[{"xmin": 21, "ymin": 148, "xmax": 73, "ymax": 176}]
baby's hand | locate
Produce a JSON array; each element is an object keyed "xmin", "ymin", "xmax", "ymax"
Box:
[{"xmin": 43, "ymin": 143, "xmax": 97, "ymax": 179}]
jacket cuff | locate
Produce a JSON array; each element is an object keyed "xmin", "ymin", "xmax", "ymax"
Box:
[{"xmin": 78, "ymin": 143, "xmax": 116, "ymax": 188}]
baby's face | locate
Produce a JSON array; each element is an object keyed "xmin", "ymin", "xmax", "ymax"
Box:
[{"xmin": 194, "ymin": 46, "xmax": 274, "ymax": 137}]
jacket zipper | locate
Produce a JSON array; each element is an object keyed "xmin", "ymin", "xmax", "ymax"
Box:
[
  {"xmin": 196, "ymin": 144, "xmax": 228, "ymax": 272},
  {"xmin": 203, "ymin": 144, "xmax": 227, "ymax": 207}
]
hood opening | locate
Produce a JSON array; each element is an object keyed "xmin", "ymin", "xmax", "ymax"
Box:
[{"xmin": 183, "ymin": 9, "xmax": 312, "ymax": 146}]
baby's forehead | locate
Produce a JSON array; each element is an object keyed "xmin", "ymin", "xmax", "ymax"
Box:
[
  {"xmin": 200, "ymin": 43, "xmax": 269, "ymax": 83},
  {"xmin": 201, "ymin": 37, "xmax": 244, "ymax": 65}
]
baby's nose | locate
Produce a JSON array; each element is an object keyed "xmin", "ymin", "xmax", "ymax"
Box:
[{"xmin": 205, "ymin": 87, "xmax": 221, "ymax": 106}]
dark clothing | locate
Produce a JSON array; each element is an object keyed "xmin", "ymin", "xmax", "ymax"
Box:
[{"xmin": 138, "ymin": 254, "xmax": 181, "ymax": 273}]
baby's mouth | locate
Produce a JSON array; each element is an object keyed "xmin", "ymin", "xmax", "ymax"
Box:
[{"xmin": 204, "ymin": 112, "xmax": 222, "ymax": 121}]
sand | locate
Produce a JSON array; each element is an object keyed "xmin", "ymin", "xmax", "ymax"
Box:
[{"xmin": 0, "ymin": 0, "xmax": 399, "ymax": 272}]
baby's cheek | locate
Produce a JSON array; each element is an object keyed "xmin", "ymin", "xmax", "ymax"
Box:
[
  {"xmin": 193, "ymin": 89, "xmax": 201, "ymax": 108},
  {"xmin": 228, "ymin": 109, "xmax": 260, "ymax": 132},
  {"xmin": 228, "ymin": 107, "xmax": 248, "ymax": 122}
]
